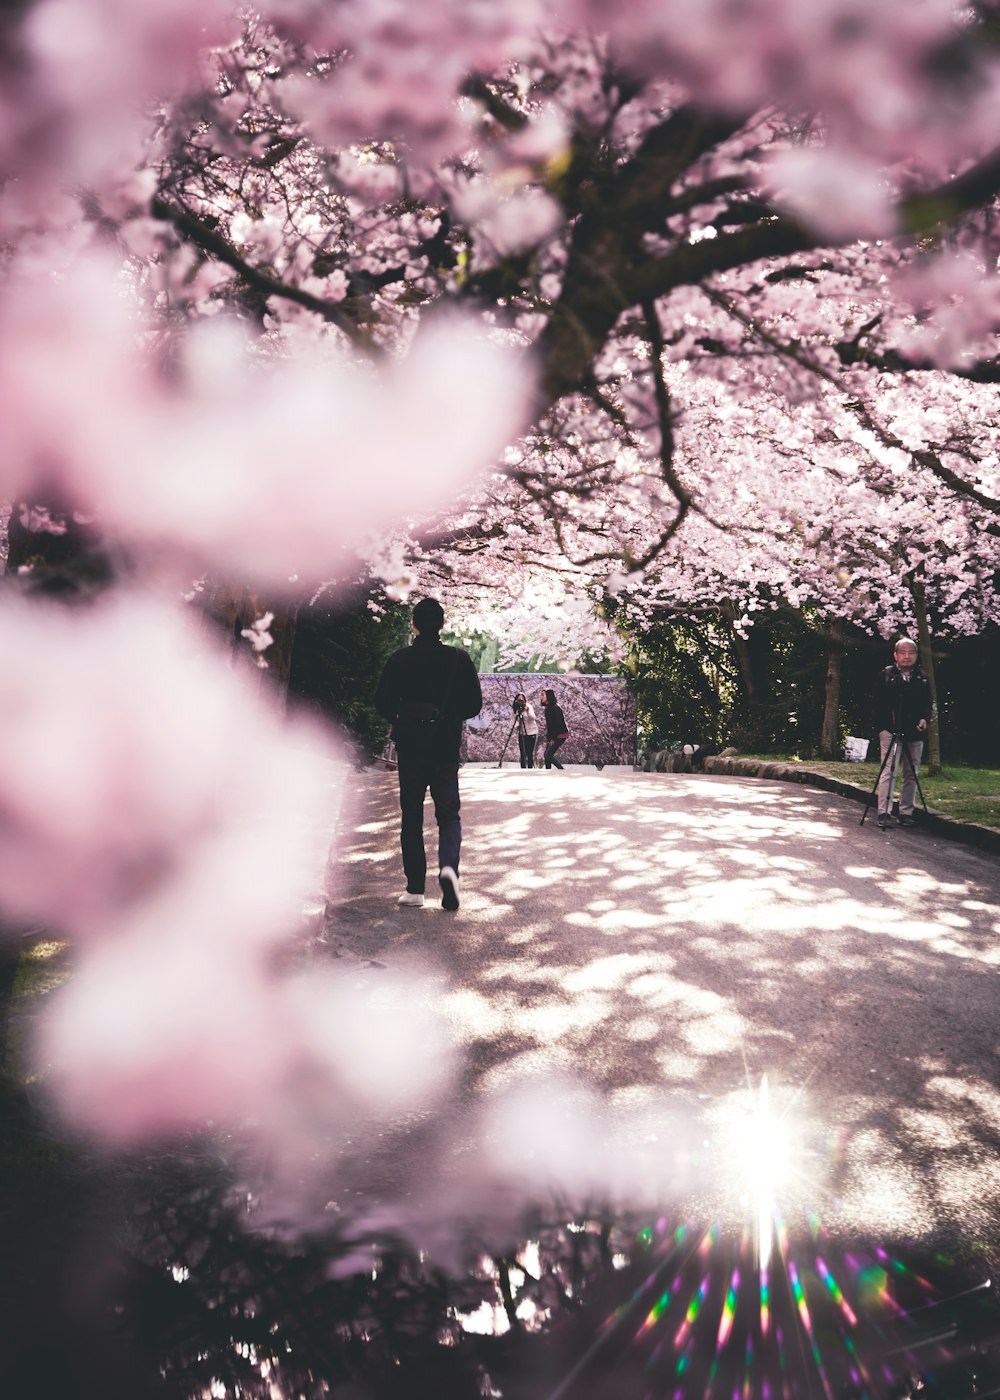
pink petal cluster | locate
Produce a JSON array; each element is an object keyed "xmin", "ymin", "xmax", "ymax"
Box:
[
  {"xmin": 765, "ymin": 147, "xmax": 897, "ymax": 241},
  {"xmin": 0, "ymin": 595, "xmax": 339, "ymax": 940},
  {"xmin": 39, "ymin": 954, "xmax": 453, "ymax": 1143},
  {"xmin": 589, "ymin": 0, "xmax": 979, "ymax": 165},
  {"xmin": 0, "ymin": 256, "xmax": 533, "ymax": 590},
  {"xmin": 272, "ymin": 0, "xmax": 545, "ymax": 160},
  {"xmin": 457, "ymin": 184, "xmax": 564, "ymax": 258},
  {"xmin": 0, "ymin": 0, "xmax": 234, "ymax": 202},
  {"xmin": 894, "ymin": 251, "xmax": 1000, "ymax": 369},
  {"xmin": 0, "ymin": 594, "xmax": 449, "ymax": 1143}
]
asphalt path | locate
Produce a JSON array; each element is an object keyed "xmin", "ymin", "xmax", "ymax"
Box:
[{"xmin": 324, "ymin": 764, "xmax": 1000, "ymax": 1259}]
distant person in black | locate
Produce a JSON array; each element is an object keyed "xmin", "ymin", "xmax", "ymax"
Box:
[
  {"xmin": 873, "ymin": 636, "xmax": 932, "ymax": 830},
  {"xmin": 541, "ymin": 688, "xmax": 569, "ymax": 770},
  {"xmin": 374, "ymin": 597, "xmax": 482, "ymax": 909}
]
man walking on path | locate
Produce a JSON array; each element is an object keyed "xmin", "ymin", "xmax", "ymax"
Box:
[
  {"xmin": 375, "ymin": 597, "xmax": 482, "ymax": 909},
  {"xmin": 874, "ymin": 636, "xmax": 932, "ymax": 830}
]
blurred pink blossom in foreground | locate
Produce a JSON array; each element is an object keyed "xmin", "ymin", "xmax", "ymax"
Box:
[
  {"xmin": 894, "ymin": 250, "xmax": 1000, "ymax": 368},
  {"xmin": 0, "ymin": 255, "xmax": 533, "ymax": 591},
  {"xmin": 0, "ymin": 595, "xmax": 456, "ymax": 1146},
  {"xmin": 0, "ymin": 594, "xmax": 338, "ymax": 940},
  {"xmin": 0, "ymin": 590, "xmax": 442, "ymax": 1145},
  {"xmin": 39, "ymin": 954, "xmax": 454, "ymax": 1143},
  {"xmin": 1, "ymin": 0, "xmax": 233, "ymax": 201},
  {"xmin": 765, "ymin": 147, "xmax": 897, "ymax": 241}
]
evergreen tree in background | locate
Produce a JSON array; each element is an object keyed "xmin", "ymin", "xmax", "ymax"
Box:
[{"xmin": 288, "ymin": 586, "xmax": 410, "ymax": 762}]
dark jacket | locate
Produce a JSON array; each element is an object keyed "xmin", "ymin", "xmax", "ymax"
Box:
[
  {"xmin": 544, "ymin": 702, "xmax": 568, "ymax": 740},
  {"xmin": 874, "ymin": 664, "xmax": 932, "ymax": 742},
  {"xmin": 375, "ymin": 633, "xmax": 482, "ymax": 762}
]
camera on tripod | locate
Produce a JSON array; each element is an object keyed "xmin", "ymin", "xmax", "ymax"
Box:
[{"xmin": 511, "ymin": 697, "xmax": 526, "ymax": 715}]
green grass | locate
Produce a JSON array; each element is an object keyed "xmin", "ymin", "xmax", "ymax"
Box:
[
  {"xmin": 1, "ymin": 939, "xmax": 79, "ymax": 1186},
  {"xmin": 742, "ymin": 755, "xmax": 1000, "ymax": 830},
  {"xmin": 11, "ymin": 938, "xmax": 71, "ymax": 1002},
  {"xmin": 3, "ymin": 938, "xmax": 71, "ymax": 1080}
]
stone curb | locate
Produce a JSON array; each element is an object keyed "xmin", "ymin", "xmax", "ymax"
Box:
[{"xmin": 641, "ymin": 751, "xmax": 1000, "ymax": 856}]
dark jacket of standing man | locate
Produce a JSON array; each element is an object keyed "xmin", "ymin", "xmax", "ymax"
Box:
[
  {"xmin": 874, "ymin": 645, "xmax": 932, "ymax": 741},
  {"xmin": 374, "ymin": 597, "xmax": 482, "ymax": 910}
]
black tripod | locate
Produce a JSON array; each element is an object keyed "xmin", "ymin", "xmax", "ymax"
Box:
[
  {"xmin": 498, "ymin": 707, "xmax": 528, "ymax": 768},
  {"xmin": 860, "ymin": 732, "xmax": 929, "ymax": 827}
]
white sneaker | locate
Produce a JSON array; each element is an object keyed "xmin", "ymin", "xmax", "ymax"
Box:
[
  {"xmin": 397, "ymin": 891, "xmax": 425, "ymax": 907},
  {"xmin": 439, "ymin": 866, "xmax": 460, "ymax": 911}
]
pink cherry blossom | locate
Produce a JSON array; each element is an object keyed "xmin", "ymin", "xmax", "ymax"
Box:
[
  {"xmin": 470, "ymin": 187, "xmax": 564, "ymax": 258},
  {"xmin": 0, "ymin": 255, "xmax": 533, "ymax": 590},
  {"xmin": 894, "ymin": 250, "xmax": 1000, "ymax": 369},
  {"xmin": 36, "ymin": 935, "xmax": 291, "ymax": 1140},
  {"xmin": 765, "ymin": 147, "xmax": 898, "ymax": 241},
  {"xmin": 0, "ymin": 594, "xmax": 344, "ymax": 940}
]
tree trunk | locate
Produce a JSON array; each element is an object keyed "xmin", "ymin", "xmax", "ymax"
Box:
[
  {"xmin": 197, "ymin": 575, "xmax": 244, "ymax": 644},
  {"xmin": 196, "ymin": 578, "xmax": 299, "ymax": 712},
  {"xmin": 909, "ymin": 578, "xmax": 941, "ymax": 775},
  {"xmin": 233, "ymin": 590, "xmax": 300, "ymax": 713},
  {"xmin": 819, "ymin": 617, "xmax": 844, "ymax": 757},
  {"xmin": 720, "ymin": 601, "xmax": 757, "ymax": 704},
  {"xmin": 720, "ymin": 600, "xmax": 764, "ymax": 748}
]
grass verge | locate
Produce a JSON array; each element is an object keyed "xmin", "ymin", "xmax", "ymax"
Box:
[{"xmin": 743, "ymin": 755, "xmax": 1000, "ymax": 830}]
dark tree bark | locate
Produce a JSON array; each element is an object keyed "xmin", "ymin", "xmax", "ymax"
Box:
[
  {"xmin": 233, "ymin": 591, "xmax": 300, "ymax": 712},
  {"xmin": 534, "ymin": 137, "xmax": 1000, "ymax": 413},
  {"xmin": 820, "ymin": 618, "xmax": 844, "ymax": 757},
  {"xmin": 196, "ymin": 578, "xmax": 299, "ymax": 710},
  {"xmin": 721, "ymin": 600, "xmax": 758, "ymax": 711}
]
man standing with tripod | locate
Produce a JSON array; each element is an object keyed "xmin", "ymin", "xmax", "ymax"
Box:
[{"xmin": 874, "ymin": 637, "xmax": 932, "ymax": 831}]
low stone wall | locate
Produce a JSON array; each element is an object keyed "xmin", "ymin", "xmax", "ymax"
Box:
[{"xmin": 639, "ymin": 751, "xmax": 1000, "ymax": 855}]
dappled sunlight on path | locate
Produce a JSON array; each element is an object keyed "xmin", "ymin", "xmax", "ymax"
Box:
[{"xmin": 327, "ymin": 766, "xmax": 1000, "ymax": 1253}]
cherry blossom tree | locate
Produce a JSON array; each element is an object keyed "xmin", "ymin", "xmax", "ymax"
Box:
[{"xmin": 1, "ymin": 0, "xmax": 999, "ymax": 1146}]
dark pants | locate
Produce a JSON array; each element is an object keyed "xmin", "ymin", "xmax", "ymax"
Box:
[
  {"xmin": 397, "ymin": 755, "xmax": 461, "ymax": 894},
  {"xmin": 544, "ymin": 735, "xmax": 567, "ymax": 769},
  {"xmin": 518, "ymin": 732, "xmax": 537, "ymax": 768}
]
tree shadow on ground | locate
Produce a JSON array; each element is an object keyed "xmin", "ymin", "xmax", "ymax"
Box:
[
  {"xmin": 6, "ymin": 766, "xmax": 1000, "ymax": 1399},
  {"xmin": 328, "ymin": 769, "xmax": 1000, "ymax": 1266}
]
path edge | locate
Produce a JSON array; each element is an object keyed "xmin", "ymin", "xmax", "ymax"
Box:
[{"xmin": 641, "ymin": 752, "xmax": 1000, "ymax": 856}]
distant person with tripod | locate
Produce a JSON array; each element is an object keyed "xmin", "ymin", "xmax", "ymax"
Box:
[
  {"xmin": 874, "ymin": 637, "xmax": 931, "ymax": 831},
  {"xmin": 513, "ymin": 692, "xmax": 538, "ymax": 768},
  {"xmin": 541, "ymin": 688, "xmax": 569, "ymax": 770}
]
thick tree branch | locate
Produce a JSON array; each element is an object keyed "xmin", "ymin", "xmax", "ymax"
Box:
[
  {"xmin": 535, "ymin": 107, "xmax": 751, "ymax": 407},
  {"xmin": 411, "ymin": 520, "xmax": 515, "ymax": 553},
  {"xmin": 612, "ymin": 106, "xmax": 750, "ymax": 224},
  {"xmin": 150, "ymin": 195, "xmax": 371, "ymax": 346},
  {"xmin": 537, "ymin": 139, "xmax": 1000, "ymax": 410},
  {"xmin": 661, "ymin": 175, "xmax": 748, "ymax": 219},
  {"xmin": 640, "ymin": 299, "xmax": 690, "ymax": 519},
  {"xmin": 909, "ymin": 448, "xmax": 1000, "ymax": 521},
  {"xmin": 459, "ymin": 76, "xmax": 529, "ymax": 132},
  {"xmin": 903, "ymin": 144, "xmax": 1000, "ymax": 234},
  {"xmin": 834, "ymin": 341, "xmax": 1000, "ymax": 383}
]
